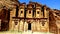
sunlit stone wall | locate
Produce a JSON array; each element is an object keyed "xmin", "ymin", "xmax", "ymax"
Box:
[{"xmin": 9, "ymin": 8, "xmax": 16, "ymax": 31}]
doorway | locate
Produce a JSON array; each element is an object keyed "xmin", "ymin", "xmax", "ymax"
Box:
[{"xmin": 28, "ymin": 23, "xmax": 31, "ymax": 30}]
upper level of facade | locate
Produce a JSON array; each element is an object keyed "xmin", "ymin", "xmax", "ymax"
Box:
[{"xmin": 11, "ymin": 2, "xmax": 50, "ymax": 19}]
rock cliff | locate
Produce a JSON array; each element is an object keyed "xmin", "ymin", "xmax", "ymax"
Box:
[{"xmin": 0, "ymin": 0, "xmax": 20, "ymax": 9}]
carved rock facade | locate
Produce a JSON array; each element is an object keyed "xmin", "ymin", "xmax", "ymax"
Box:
[{"xmin": 0, "ymin": 0, "xmax": 60, "ymax": 34}]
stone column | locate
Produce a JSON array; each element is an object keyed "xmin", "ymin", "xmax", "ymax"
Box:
[
  {"xmin": 41, "ymin": 11, "xmax": 43, "ymax": 18},
  {"xmin": 45, "ymin": 22, "xmax": 49, "ymax": 32},
  {"xmin": 44, "ymin": 7, "xmax": 47, "ymax": 18},
  {"xmin": 39, "ymin": 21, "xmax": 41, "ymax": 32},
  {"xmin": 31, "ymin": 21, "xmax": 36, "ymax": 32},
  {"xmin": 14, "ymin": 21, "xmax": 19, "ymax": 31},
  {"xmin": 11, "ymin": 21, "xmax": 14, "ymax": 31},
  {"xmin": 36, "ymin": 20, "xmax": 40, "ymax": 32},
  {"xmin": 24, "ymin": 21, "xmax": 28, "ymax": 32},
  {"xmin": 9, "ymin": 8, "xmax": 16, "ymax": 31},
  {"xmin": 19, "ymin": 20, "xmax": 24, "ymax": 32}
]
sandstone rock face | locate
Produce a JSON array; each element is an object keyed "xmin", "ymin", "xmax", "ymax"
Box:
[
  {"xmin": 0, "ymin": 0, "xmax": 19, "ymax": 9},
  {"xmin": 53, "ymin": 10, "xmax": 60, "ymax": 28},
  {"xmin": 0, "ymin": 0, "xmax": 20, "ymax": 31},
  {"xmin": 49, "ymin": 9, "xmax": 60, "ymax": 34},
  {"xmin": 0, "ymin": 0, "xmax": 60, "ymax": 34}
]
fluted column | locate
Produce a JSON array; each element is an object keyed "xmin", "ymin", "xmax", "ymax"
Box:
[
  {"xmin": 36, "ymin": 20, "xmax": 40, "ymax": 32},
  {"xmin": 44, "ymin": 7, "xmax": 47, "ymax": 18},
  {"xmin": 19, "ymin": 20, "xmax": 24, "ymax": 32},
  {"xmin": 31, "ymin": 21, "xmax": 36, "ymax": 32},
  {"xmin": 24, "ymin": 21, "xmax": 28, "ymax": 32},
  {"xmin": 9, "ymin": 8, "xmax": 16, "ymax": 31},
  {"xmin": 11, "ymin": 21, "xmax": 14, "ymax": 31},
  {"xmin": 14, "ymin": 21, "xmax": 19, "ymax": 31}
]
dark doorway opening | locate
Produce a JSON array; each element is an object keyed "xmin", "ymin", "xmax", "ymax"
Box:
[{"xmin": 28, "ymin": 23, "xmax": 31, "ymax": 30}]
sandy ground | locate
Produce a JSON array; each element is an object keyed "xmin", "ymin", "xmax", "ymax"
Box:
[{"xmin": 0, "ymin": 31, "xmax": 54, "ymax": 34}]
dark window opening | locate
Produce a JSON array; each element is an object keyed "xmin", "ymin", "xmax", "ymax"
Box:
[
  {"xmin": 29, "ymin": 11, "xmax": 31, "ymax": 14},
  {"xmin": 28, "ymin": 23, "xmax": 31, "ymax": 30},
  {"xmin": 37, "ymin": 11, "xmax": 39, "ymax": 14},
  {"xmin": 21, "ymin": 11, "xmax": 23, "ymax": 13}
]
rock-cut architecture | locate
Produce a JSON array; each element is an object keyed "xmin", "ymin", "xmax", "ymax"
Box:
[{"xmin": 0, "ymin": 0, "xmax": 60, "ymax": 34}]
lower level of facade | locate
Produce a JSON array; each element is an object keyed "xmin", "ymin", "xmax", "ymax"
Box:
[
  {"xmin": 0, "ymin": 18, "xmax": 58, "ymax": 34},
  {"xmin": 9, "ymin": 17, "xmax": 49, "ymax": 32}
]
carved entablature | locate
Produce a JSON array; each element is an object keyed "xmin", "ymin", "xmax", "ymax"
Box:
[
  {"xmin": 12, "ymin": 17, "xmax": 20, "ymax": 21},
  {"xmin": 40, "ymin": 19, "xmax": 47, "ymax": 22}
]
